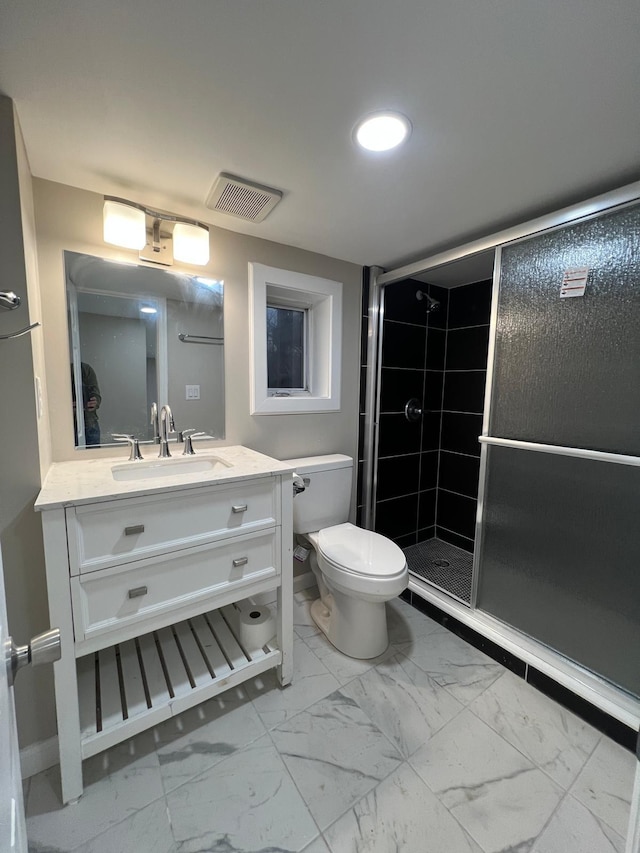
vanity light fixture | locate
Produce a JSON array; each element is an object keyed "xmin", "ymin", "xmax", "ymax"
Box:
[
  {"xmin": 354, "ymin": 111, "xmax": 412, "ymax": 152},
  {"xmin": 103, "ymin": 196, "xmax": 210, "ymax": 266}
]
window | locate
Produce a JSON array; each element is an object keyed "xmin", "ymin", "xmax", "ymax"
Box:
[
  {"xmin": 266, "ymin": 305, "xmax": 307, "ymax": 393},
  {"xmin": 249, "ymin": 263, "xmax": 342, "ymax": 414}
]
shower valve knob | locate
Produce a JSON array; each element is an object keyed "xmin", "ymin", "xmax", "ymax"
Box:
[{"xmin": 404, "ymin": 398, "xmax": 423, "ymax": 422}]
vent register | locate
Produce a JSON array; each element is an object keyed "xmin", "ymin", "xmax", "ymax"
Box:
[{"xmin": 206, "ymin": 173, "xmax": 282, "ymax": 222}]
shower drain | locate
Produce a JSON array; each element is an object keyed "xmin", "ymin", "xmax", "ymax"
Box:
[{"xmin": 404, "ymin": 539, "xmax": 473, "ymax": 605}]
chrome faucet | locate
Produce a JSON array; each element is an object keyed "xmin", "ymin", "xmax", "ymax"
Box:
[
  {"xmin": 158, "ymin": 404, "xmax": 175, "ymax": 458},
  {"xmin": 150, "ymin": 402, "xmax": 160, "ymax": 444}
]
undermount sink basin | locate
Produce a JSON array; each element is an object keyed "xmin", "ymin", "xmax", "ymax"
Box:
[{"xmin": 111, "ymin": 456, "xmax": 230, "ymax": 482}]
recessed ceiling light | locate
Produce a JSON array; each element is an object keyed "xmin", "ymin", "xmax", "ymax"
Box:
[
  {"xmin": 140, "ymin": 306, "xmax": 157, "ymax": 314},
  {"xmin": 354, "ymin": 111, "xmax": 411, "ymax": 152}
]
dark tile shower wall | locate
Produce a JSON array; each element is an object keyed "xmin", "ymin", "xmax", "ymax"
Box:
[
  {"xmin": 437, "ymin": 280, "xmax": 491, "ymax": 551},
  {"xmin": 372, "ymin": 278, "xmax": 448, "ymax": 546},
  {"xmin": 357, "ymin": 273, "xmax": 492, "ymax": 553}
]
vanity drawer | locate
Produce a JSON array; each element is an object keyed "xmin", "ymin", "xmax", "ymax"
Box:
[
  {"xmin": 70, "ymin": 529, "xmax": 279, "ymax": 644},
  {"xmin": 67, "ymin": 479, "xmax": 278, "ymax": 575}
]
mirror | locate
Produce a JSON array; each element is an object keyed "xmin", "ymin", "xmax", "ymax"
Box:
[{"xmin": 65, "ymin": 251, "xmax": 224, "ymax": 449}]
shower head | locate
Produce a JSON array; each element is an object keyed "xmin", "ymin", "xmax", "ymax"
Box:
[{"xmin": 416, "ymin": 290, "xmax": 440, "ymax": 313}]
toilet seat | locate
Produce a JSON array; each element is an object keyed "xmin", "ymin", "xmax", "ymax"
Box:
[
  {"xmin": 317, "ymin": 523, "xmax": 406, "ymax": 578},
  {"xmin": 310, "ymin": 523, "xmax": 407, "ymax": 597}
]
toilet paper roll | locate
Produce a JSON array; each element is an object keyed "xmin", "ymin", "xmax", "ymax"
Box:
[{"xmin": 237, "ymin": 604, "xmax": 276, "ymax": 650}]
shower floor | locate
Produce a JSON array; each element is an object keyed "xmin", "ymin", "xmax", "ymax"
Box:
[{"xmin": 404, "ymin": 538, "xmax": 473, "ymax": 605}]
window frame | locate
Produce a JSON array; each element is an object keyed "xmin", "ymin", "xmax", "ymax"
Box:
[{"xmin": 249, "ymin": 263, "xmax": 342, "ymax": 415}]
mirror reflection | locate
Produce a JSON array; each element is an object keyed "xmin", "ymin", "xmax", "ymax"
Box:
[{"xmin": 65, "ymin": 251, "xmax": 224, "ymax": 449}]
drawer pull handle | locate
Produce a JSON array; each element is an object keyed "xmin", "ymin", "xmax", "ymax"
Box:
[
  {"xmin": 233, "ymin": 557, "xmax": 248, "ymax": 568},
  {"xmin": 232, "ymin": 504, "xmax": 248, "ymax": 514},
  {"xmin": 128, "ymin": 586, "xmax": 148, "ymax": 599},
  {"xmin": 124, "ymin": 524, "xmax": 145, "ymax": 536}
]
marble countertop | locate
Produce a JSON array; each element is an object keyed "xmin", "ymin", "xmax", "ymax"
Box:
[{"xmin": 35, "ymin": 445, "xmax": 294, "ymax": 510}]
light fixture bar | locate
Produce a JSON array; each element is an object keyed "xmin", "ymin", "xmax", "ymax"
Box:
[
  {"xmin": 103, "ymin": 196, "xmax": 210, "ymax": 266},
  {"xmin": 104, "ymin": 196, "xmax": 209, "ymax": 231}
]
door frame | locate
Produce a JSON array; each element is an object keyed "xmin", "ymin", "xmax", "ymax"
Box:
[{"xmin": 0, "ymin": 546, "xmax": 28, "ymax": 853}]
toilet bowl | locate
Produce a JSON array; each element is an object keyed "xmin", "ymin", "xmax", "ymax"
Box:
[{"xmin": 284, "ymin": 455, "xmax": 408, "ymax": 659}]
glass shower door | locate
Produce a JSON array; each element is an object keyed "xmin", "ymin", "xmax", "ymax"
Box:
[{"xmin": 476, "ymin": 201, "xmax": 640, "ymax": 696}]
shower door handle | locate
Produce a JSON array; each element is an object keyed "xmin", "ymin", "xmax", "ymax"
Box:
[{"xmin": 404, "ymin": 398, "xmax": 423, "ymax": 422}]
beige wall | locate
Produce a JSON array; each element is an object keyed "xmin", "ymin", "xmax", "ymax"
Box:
[
  {"xmin": 35, "ymin": 179, "xmax": 363, "ymax": 468},
  {"xmin": 0, "ymin": 98, "xmax": 56, "ymax": 751}
]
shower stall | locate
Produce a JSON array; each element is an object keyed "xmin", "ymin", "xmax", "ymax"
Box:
[
  {"xmin": 359, "ymin": 270, "xmax": 493, "ymax": 605},
  {"xmin": 358, "ymin": 184, "xmax": 640, "ymax": 699}
]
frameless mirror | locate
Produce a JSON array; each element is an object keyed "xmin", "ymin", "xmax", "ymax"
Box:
[{"xmin": 65, "ymin": 251, "xmax": 224, "ymax": 449}]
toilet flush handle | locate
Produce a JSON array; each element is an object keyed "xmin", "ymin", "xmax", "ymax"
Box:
[{"xmin": 292, "ymin": 473, "xmax": 307, "ymax": 496}]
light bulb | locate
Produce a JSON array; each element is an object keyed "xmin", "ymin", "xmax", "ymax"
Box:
[
  {"xmin": 355, "ymin": 112, "xmax": 411, "ymax": 152},
  {"xmin": 173, "ymin": 222, "xmax": 210, "ymax": 266},
  {"xmin": 103, "ymin": 200, "xmax": 146, "ymax": 250}
]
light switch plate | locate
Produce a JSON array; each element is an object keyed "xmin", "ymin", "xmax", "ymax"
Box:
[{"xmin": 185, "ymin": 384, "xmax": 201, "ymax": 400}]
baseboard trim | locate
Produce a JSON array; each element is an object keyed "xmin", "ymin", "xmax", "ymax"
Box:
[{"xmin": 20, "ymin": 735, "xmax": 59, "ymax": 780}]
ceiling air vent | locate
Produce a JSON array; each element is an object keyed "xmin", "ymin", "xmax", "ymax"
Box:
[{"xmin": 205, "ymin": 173, "xmax": 283, "ymax": 223}]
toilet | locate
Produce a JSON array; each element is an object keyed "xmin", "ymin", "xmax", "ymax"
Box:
[{"xmin": 284, "ymin": 454, "xmax": 408, "ymax": 659}]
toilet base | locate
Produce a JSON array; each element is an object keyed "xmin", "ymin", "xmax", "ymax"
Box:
[{"xmin": 310, "ymin": 594, "xmax": 389, "ymax": 660}]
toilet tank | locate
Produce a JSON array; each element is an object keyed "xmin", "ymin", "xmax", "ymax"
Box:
[{"xmin": 283, "ymin": 454, "xmax": 353, "ymax": 533}]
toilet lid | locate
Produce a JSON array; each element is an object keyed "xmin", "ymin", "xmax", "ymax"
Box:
[{"xmin": 316, "ymin": 523, "xmax": 406, "ymax": 579}]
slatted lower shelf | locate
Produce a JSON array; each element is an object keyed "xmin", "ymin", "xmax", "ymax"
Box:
[{"xmin": 77, "ymin": 604, "xmax": 280, "ymax": 756}]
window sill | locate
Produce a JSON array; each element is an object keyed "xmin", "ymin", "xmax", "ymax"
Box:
[{"xmin": 252, "ymin": 395, "xmax": 340, "ymax": 415}]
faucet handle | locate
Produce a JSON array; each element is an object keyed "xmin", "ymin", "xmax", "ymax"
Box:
[
  {"xmin": 112, "ymin": 434, "xmax": 144, "ymax": 461},
  {"xmin": 180, "ymin": 430, "xmax": 205, "ymax": 455}
]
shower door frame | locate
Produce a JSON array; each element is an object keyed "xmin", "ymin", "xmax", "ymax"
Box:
[{"xmin": 363, "ymin": 179, "xmax": 640, "ymax": 545}]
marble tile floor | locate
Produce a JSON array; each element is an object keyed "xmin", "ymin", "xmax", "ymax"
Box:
[{"xmin": 25, "ymin": 590, "xmax": 636, "ymax": 853}]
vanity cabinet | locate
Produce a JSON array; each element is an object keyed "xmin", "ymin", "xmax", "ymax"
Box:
[{"xmin": 36, "ymin": 448, "xmax": 293, "ymax": 804}]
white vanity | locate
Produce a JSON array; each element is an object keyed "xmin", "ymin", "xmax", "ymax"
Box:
[{"xmin": 36, "ymin": 446, "xmax": 294, "ymax": 804}]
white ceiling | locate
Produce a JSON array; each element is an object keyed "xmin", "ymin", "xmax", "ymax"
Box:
[{"xmin": 1, "ymin": 0, "xmax": 639, "ymax": 270}]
